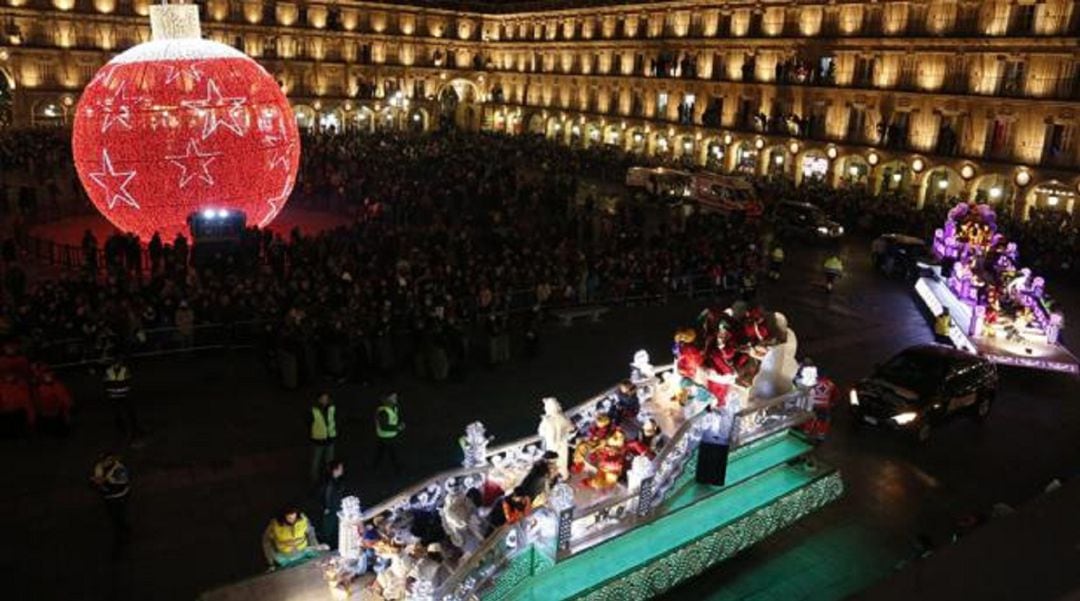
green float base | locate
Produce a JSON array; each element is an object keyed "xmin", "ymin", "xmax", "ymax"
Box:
[{"xmin": 499, "ymin": 431, "xmax": 844, "ymax": 601}]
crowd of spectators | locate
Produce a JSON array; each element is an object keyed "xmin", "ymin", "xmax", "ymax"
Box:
[
  {"xmin": 0, "ymin": 130, "xmax": 760, "ymax": 386},
  {"xmin": 0, "ymin": 128, "xmax": 1076, "ymax": 385}
]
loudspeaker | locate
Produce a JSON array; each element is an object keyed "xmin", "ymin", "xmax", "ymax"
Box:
[{"xmin": 695, "ymin": 440, "xmax": 730, "ymax": 486}]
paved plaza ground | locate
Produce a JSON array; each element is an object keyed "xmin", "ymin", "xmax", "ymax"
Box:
[{"xmin": 3, "ymin": 234, "xmax": 1079, "ymax": 601}]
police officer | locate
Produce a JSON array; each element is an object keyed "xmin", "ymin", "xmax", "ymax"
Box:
[
  {"xmin": 91, "ymin": 452, "xmax": 131, "ymax": 558},
  {"xmin": 104, "ymin": 357, "xmax": 142, "ymax": 445},
  {"xmin": 372, "ymin": 393, "xmax": 404, "ymax": 472}
]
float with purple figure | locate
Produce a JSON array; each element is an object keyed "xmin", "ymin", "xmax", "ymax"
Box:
[{"xmin": 914, "ymin": 201, "xmax": 1078, "ymax": 374}]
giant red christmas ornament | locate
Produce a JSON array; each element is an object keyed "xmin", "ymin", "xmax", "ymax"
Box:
[{"xmin": 72, "ymin": 4, "xmax": 299, "ymax": 241}]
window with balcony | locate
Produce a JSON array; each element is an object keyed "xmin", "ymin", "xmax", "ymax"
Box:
[
  {"xmin": 853, "ymin": 57, "xmax": 873, "ymax": 87},
  {"xmin": 678, "ymin": 94, "xmax": 695, "ymax": 125},
  {"xmin": 984, "ymin": 118, "xmax": 1012, "ymax": 160},
  {"xmin": 888, "ymin": 112, "xmax": 910, "ymax": 149},
  {"xmin": 935, "ymin": 115, "xmax": 962, "ymax": 156},
  {"xmin": 1000, "ymin": 60, "xmax": 1026, "ymax": 95},
  {"xmin": 736, "ymin": 99, "xmax": 756, "ymax": 130},
  {"xmin": 656, "ymin": 92, "xmax": 669, "ymax": 118},
  {"xmin": 701, "ymin": 98, "xmax": 722, "ymax": 127},
  {"xmin": 847, "ymin": 106, "xmax": 867, "ymax": 143},
  {"xmin": 1010, "ymin": 4, "xmax": 1036, "ymax": 35},
  {"xmin": 1041, "ymin": 123, "xmax": 1076, "ymax": 167}
]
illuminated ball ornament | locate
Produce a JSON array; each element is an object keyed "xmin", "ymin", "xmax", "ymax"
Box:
[{"xmin": 72, "ymin": 3, "xmax": 299, "ymax": 241}]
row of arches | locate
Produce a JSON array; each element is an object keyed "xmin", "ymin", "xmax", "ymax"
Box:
[{"xmin": 510, "ymin": 109, "xmax": 1080, "ymax": 218}]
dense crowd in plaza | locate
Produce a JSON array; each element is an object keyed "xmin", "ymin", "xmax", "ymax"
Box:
[
  {"xmin": 0, "ymin": 129, "xmax": 1076, "ymax": 382},
  {"xmin": 0, "ymin": 131, "xmax": 763, "ymax": 383}
]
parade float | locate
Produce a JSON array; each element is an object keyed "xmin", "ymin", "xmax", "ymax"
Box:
[
  {"xmin": 202, "ymin": 304, "xmax": 842, "ymax": 601},
  {"xmin": 915, "ymin": 202, "xmax": 1078, "ymax": 374}
]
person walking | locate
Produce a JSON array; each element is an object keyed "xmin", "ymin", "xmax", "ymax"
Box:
[
  {"xmin": 309, "ymin": 392, "xmax": 337, "ymax": 483},
  {"xmin": 768, "ymin": 245, "xmax": 785, "ymax": 281},
  {"xmin": 90, "ymin": 452, "xmax": 131, "ymax": 559},
  {"xmin": 317, "ymin": 460, "xmax": 346, "ymax": 549},
  {"xmin": 104, "ymin": 357, "xmax": 142, "ymax": 446},
  {"xmin": 823, "ymin": 254, "xmax": 845, "ymax": 292},
  {"xmin": 372, "ymin": 393, "xmax": 404, "ymax": 472}
]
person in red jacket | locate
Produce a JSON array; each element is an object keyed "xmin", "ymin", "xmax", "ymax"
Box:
[
  {"xmin": 0, "ymin": 371, "xmax": 34, "ymax": 437},
  {"xmin": 34, "ymin": 369, "xmax": 73, "ymax": 436}
]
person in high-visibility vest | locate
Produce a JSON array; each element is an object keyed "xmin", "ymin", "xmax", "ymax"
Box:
[
  {"xmin": 373, "ymin": 393, "xmax": 404, "ymax": 472},
  {"xmin": 309, "ymin": 392, "xmax": 337, "ymax": 483},
  {"xmin": 91, "ymin": 452, "xmax": 131, "ymax": 558},
  {"xmin": 104, "ymin": 358, "xmax": 142, "ymax": 444},
  {"xmin": 768, "ymin": 245, "xmax": 785, "ymax": 281},
  {"xmin": 261, "ymin": 507, "xmax": 326, "ymax": 570},
  {"xmin": 823, "ymin": 255, "xmax": 845, "ymax": 292}
]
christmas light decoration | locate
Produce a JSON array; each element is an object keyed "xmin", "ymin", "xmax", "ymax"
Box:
[{"xmin": 72, "ymin": 3, "xmax": 299, "ymax": 241}]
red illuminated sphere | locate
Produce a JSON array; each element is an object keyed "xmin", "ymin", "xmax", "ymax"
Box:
[{"xmin": 72, "ymin": 38, "xmax": 300, "ymax": 241}]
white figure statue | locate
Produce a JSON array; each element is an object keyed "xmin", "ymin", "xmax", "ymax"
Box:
[
  {"xmin": 440, "ymin": 489, "xmax": 472, "ymax": 549},
  {"xmin": 749, "ymin": 312, "xmax": 799, "ymax": 400},
  {"xmin": 337, "ymin": 496, "xmax": 363, "ymax": 561},
  {"xmin": 537, "ymin": 397, "xmax": 575, "ymax": 479},
  {"xmin": 460, "ymin": 421, "xmax": 491, "ymax": 468}
]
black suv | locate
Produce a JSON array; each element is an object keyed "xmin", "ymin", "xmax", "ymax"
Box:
[
  {"xmin": 871, "ymin": 233, "xmax": 937, "ymax": 281},
  {"xmin": 850, "ymin": 345, "xmax": 998, "ymax": 442},
  {"xmin": 770, "ymin": 201, "xmax": 844, "ymax": 242}
]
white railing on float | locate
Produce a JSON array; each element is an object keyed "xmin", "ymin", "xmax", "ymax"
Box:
[{"xmin": 363, "ymin": 364, "xmax": 813, "ymax": 601}]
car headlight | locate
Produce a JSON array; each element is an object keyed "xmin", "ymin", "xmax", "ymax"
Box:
[
  {"xmin": 816, "ymin": 226, "xmax": 829, "ymax": 235},
  {"xmin": 849, "ymin": 389, "xmax": 859, "ymax": 406},
  {"xmin": 836, "ymin": 226, "xmax": 844, "ymax": 235},
  {"xmin": 891, "ymin": 411, "xmax": 918, "ymax": 425}
]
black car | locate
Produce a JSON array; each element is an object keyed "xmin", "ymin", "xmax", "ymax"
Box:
[
  {"xmin": 770, "ymin": 201, "xmax": 844, "ymax": 241},
  {"xmin": 871, "ymin": 233, "xmax": 937, "ymax": 281},
  {"xmin": 850, "ymin": 345, "xmax": 998, "ymax": 442}
]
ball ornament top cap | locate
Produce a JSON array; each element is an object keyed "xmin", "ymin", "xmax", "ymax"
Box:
[{"xmin": 149, "ymin": 4, "xmax": 202, "ymax": 41}]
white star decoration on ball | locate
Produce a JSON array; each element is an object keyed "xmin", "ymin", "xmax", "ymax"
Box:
[
  {"xmin": 260, "ymin": 181, "xmax": 292, "ymax": 227},
  {"xmin": 164, "ymin": 61, "xmax": 203, "ymax": 87},
  {"xmin": 267, "ymin": 142, "xmax": 295, "ymax": 171},
  {"xmin": 98, "ymin": 81, "xmax": 146, "ymax": 134},
  {"xmin": 181, "ymin": 79, "xmax": 248, "ymax": 139},
  {"xmin": 166, "ymin": 139, "xmax": 221, "ymax": 188},
  {"xmin": 88, "ymin": 149, "xmax": 140, "ymax": 210}
]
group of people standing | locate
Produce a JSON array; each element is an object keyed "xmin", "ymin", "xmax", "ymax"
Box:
[{"xmin": 260, "ymin": 390, "xmax": 405, "ymax": 571}]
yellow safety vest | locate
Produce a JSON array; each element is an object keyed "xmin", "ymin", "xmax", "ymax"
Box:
[
  {"xmin": 311, "ymin": 406, "xmax": 336, "ymax": 441},
  {"xmin": 270, "ymin": 515, "xmax": 310, "ymax": 555},
  {"xmin": 934, "ymin": 313, "xmax": 952, "ymax": 336},
  {"xmin": 824, "ymin": 257, "xmax": 844, "ymax": 272},
  {"xmin": 376, "ymin": 405, "xmax": 399, "ymax": 439},
  {"xmin": 771, "ymin": 248, "xmax": 785, "ymax": 262},
  {"xmin": 104, "ymin": 365, "xmax": 131, "ymax": 398}
]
